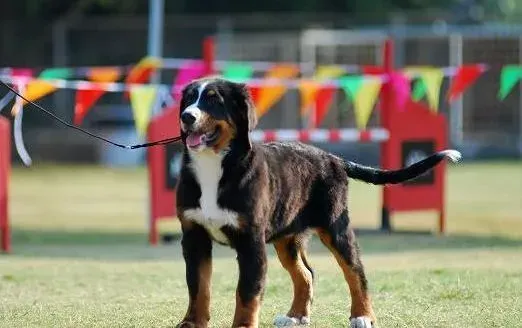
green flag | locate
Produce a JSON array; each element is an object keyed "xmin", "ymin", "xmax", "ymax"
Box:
[
  {"xmin": 412, "ymin": 78, "xmax": 427, "ymax": 101},
  {"xmin": 498, "ymin": 65, "xmax": 522, "ymax": 100},
  {"xmin": 223, "ymin": 63, "xmax": 253, "ymax": 81},
  {"xmin": 339, "ymin": 75, "xmax": 364, "ymax": 101},
  {"xmin": 39, "ymin": 68, "xmax": 72, "ymax": 80}
]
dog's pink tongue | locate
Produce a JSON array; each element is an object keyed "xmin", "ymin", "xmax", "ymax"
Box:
[{"xmin": 187, "ymin": 133, "xmax": 204, "ymax": 147}]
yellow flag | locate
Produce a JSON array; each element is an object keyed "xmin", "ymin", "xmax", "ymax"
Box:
[
  {"xmin": 315, "ymin": 65, "xmax": 345, "ymax": 79},
  {"xmin": 21, "ymin": 79, "xmax": 57, "ymax": 106},
  {"xmin": 353, "ymin": 79, "xmax": 382, "ymax": 129},
  {"xmin": 130, "ymin": 86, "xmax": 157, "ymax": 136},
  {"xmin": 298, "ymin": 65, "xmax": 345, "ymax": 117},
  {"xmin": 298, "ymin": 79, "xmax": 318, "ymax": 116},
  {"xmin": 420, "ymin": 68, "xmax": 444, "ymax": 112},
  {"xmin": 256, "ymin": 64, "xmax": 300, "ymax": 117},
  {"xmin": 402, "ymin": 66, "xmax": 434, "ymax": 79}
]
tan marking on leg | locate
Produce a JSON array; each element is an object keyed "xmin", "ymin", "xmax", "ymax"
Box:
[
  {"xmin": 274, "ymin": 237, "xmax": 314, "ymax": 319},
  {"xmin": 316, "ymin": 229, "xmax": 376, "ymax": 323},
  {"xmin": 232, "ymin": 292, "xmax": 261, "ymax": 328},
  {"xmin": 179, "ymin": 257, "xmax": 212, "ymax": 328}
]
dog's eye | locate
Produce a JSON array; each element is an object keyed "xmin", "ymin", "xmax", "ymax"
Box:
[{"xmin": 207, "ymin": 90, "xmax": 216, "ymax": 97}]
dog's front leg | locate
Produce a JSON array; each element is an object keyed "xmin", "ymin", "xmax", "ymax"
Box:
[
  {"xmin": 177, "ymin": 221, "xmax": 213, "ymax": 328},
  {"xmin": 232, "ymin": 231, "xmax": 267, "ymax": 328}
]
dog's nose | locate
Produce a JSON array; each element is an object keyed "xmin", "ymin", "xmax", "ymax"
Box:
[{"xmin": 181, "ymin": 111, "xmax": 196, "ymax": 125}]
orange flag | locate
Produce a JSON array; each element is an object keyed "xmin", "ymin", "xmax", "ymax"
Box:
[
  {"xmin": 74, "ymin": 67, "xmax": 121, "ymax": 125},
  {"xmin": 255, "ymin": 64, "xmax": 300, "ymax": 118},
  {"xmin": 298, "ymin": 79, "xmax": 318, "ymax": 116},
  {"xmin": 124, "ymin": 57, "xmax": 162, "ymax": 99},
  {"xmin": 21, "ymin": 80, "xmax": 57, "ymax": 106}
]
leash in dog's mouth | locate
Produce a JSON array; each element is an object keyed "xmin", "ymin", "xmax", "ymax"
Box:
[{"xmin": 0, "ymin": 80, "xmax": 182, "ymax": 149}]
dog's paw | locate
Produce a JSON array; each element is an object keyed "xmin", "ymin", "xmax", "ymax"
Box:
[
  {"xmin": 350, "ymin": 316, "xmax": 373, "ymax": 328},
  {"xmin": 273, "ymin": 314, "xmax": 310, "ymax": 326}
]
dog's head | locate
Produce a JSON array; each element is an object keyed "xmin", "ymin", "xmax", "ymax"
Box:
[{"xmin": 179, "ymin": 77, "xmax": 257, "ymax": 153}]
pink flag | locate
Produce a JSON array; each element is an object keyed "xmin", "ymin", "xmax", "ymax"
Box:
[
  {"xmin": 389, "ymin": 72, "xmax": 410, "ymax": 111},
  {"xmin": 171, "ymin": 60, "xmax": 205, "ymax": 101}
]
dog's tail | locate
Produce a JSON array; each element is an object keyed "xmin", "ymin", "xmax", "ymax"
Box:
[{"xmin": 344, "ymin": 149, "xmax": 461, "ymax": 185}]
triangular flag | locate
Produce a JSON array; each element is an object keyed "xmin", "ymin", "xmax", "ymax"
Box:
[
  {"xmin": 447, "ymin": 65, "xmax": 483, "ymax": 102},
  {"xmin": 124, "ymin": 57, "xmax": 162, "ymax": 99},
  {"xmin": 412, "ymin": 78, "xmax": 427, "ymax": 101},
  {"xmin": 74, "ymin": 67, "xmax": 121, "ymax": 125},
  {"xmin": 340, "ymin": 76, "xmax": 364, "ymax": 100},
  {"xmin": 315, "ymin": 65, "xmax": 345, "ymax": 79},
  {"xmin": 130, "ymin": 86, "xmax": 157, "ymax": 136},
  {"xmin": 420, "ymin": 68, "xmax": 444, "ymax": 111},
  {"xmin": 256, "ymin": 64, "xmax": 299, "ymax": 118},
  {"xmin": 312, "ymin": 66, "xmax": 345, "ymax": 126},
  {"xmin": 298, "ymin": 79, "xmax": 318, "ymax": 116},
  {"xmin": 498, "ymin": 65, "xmax": 522, "ymax": 100},
  {"xmin": 88, "ymin": 67, "xmax": 121, "ymax": 82},
  {"xmin": 353, "ymin": 79, "xmax": 382, "ymax": 129},
  {"xmin": 21, "ymin": 79, "xmax": 57, "ymax": 105},
  {"xmin": 389, "ymin": 72, "xmax": 410, "ymax": 110},
  {"xmin": 171, "ymin": 60, "xmax": 206, "ymax": 101},
  {"xmin": 39, "ymin": 68, "xmax": 72, "ymax": 80},
  {"xmin": 223, "ymin": 62, "xmax": 254, "ymax": 80}
]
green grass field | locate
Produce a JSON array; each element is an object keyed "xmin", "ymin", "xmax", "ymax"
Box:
[{"xmin": 1, "ymin": 161, "xmax": 522, "ymax": 327}]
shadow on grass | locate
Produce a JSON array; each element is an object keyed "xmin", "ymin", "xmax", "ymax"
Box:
[{"xmin": 4, "ymin": 228, "xmax": 522, "ymax": 261}]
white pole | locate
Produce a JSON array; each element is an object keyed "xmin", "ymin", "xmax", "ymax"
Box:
[
  {"xmin": 449, "ymin": 33, "xmax": 464, "ymax": 146},
  {"xmin": 147, "ymin": 0, "xmax": 164, "ymax": 84}
]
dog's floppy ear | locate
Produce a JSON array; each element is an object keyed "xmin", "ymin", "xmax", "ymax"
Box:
[{"xmin": 235, "ymin": 82, "xmax": 258, "ymax": 132}]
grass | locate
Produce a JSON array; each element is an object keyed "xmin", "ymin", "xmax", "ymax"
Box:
[{"xmin": 1, "ymin": 161, "xmax": 522, "ymax": 327}]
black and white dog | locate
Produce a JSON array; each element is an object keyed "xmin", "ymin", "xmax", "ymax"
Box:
[{"xmin": 175, "ymin": 77, "xmax": 461, "ymax": 328}]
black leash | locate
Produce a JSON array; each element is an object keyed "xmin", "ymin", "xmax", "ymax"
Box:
[{"xmin": 0, "ymin": 80, "xmax": 182, "ymax": 149}]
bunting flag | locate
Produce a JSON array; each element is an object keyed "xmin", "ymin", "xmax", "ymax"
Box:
[
  {"xmin": 412, "ymin": 79, "xmax": 427, "ymax": 101},
  {"xmin": 447, "ymin": 64, "xmax": 483, "ymax": 102},
  {"xmin": 20, "ymin": 80, "xmax": 57, "ymax": 106},
  {"xmin": 255, "ymin": 64, "xmax": 299, "ymax": 118},
  {"xmin": 129, "ymin": 86, "xmax": 157, "ymax": 136},
  {"xmin": 171, "ymin": 60, "xmax": 206, "ymax": 101},
  {"xmin": 124, "ymin": 57, "xmax": 162, "ymax": 99},
  {"xmin": 389, "ymin": 72, "xmax": 410, "ymax": 110},
  {"xmin": 419, "ymin": 68, "xmax": 444, "ymax": 111},
  {"xmin": 74, "ymin": 67, "xmax": 121, "ymax": 125},
  {"xmin": 298, "ymin": 79, "xmax": 318, "ymax": 116},
  {"xmin": 312, "ymin": 66, "xmax": 345, "ymax": 126},
  {"xmin": 498, "ymin": 65, "xmax": 522, "ymax": 100},
  {"xmin": 340, "ymin": 76, "xmax": 382, "ymax": 129},
  {"xmin": 222, "ymin": 63, "xmax": 254, "ymax": 80},
  {"xmin": 352, "ymin": 79, "xmax": 382, "ymax": 129},
  {"xmin": 39, "ymin": 68, "xmax": 72, "ymax": 80}
]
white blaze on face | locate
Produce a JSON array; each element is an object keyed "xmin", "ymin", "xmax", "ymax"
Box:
[{"xmin": 181, "ymin": 82, "xmax": 209, "ymax": 130}]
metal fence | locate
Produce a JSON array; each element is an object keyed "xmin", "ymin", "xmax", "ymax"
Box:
[
  {"xmin": 1, "ymin": 14, "xmax": 522, "ymax": 162},
  {"xmin": 216, "ymin": 25, "xmax": 522, "ymax": 157}
]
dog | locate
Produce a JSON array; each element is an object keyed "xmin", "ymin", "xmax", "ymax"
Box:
[{"xmin": 175, "ymin": 77, "xmax": 461, "ymax": 328}]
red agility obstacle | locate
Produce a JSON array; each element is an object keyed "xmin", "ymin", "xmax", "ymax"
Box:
[{"xmin": 0, "ymin": 116, "xmax": 10, "ymax": 253}]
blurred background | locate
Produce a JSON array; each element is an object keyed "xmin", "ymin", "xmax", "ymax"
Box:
[
  {"xmin": 1, "ymin": 0, "xmax": 522, "ymax": 166},
  {"xmin": 1, "ymin": 3, "xmax": 521, "ymax": 326}
]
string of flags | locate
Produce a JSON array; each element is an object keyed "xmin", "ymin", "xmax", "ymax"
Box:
[{"xmin": 2, "ymin": 58, "xmax": 522, "ymax": 137}]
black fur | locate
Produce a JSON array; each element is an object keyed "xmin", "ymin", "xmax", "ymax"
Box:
[{"xmin": 175, "ymin": 77, "xmax": 457, "ymax": 327}]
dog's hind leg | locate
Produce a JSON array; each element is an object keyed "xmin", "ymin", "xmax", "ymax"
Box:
[
  {"xmin": 316, "ymin": 211, "xmax": 376, "ymax": 328},
  {"xmin": 273, "ymin": 234, "xmax": 314, "ymax": 326}
]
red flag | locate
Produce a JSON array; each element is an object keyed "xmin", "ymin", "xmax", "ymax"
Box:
[
  {"xmin": 74, "ymin": 67, "xmax": 121, "ymax": 125},
  {"xmin": 447, "ymin": 65, "xmax": 483, "ymax": 102},
  {"xmin": 124, "ymin": 57, "xmax": 162, "ymax": 99},
  {"xmin": 361, "ymin": 65, "xmax": 384, "ymax": 75},
  {"xmin": 314, "ymin": 86, "xmax": 336, "ymax": 127}
]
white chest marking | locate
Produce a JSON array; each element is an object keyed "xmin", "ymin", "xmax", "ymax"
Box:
[{"xmin": 183, "ymin": 150, "xmax": 239, "ymax": 244}]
